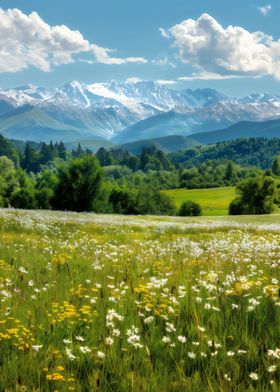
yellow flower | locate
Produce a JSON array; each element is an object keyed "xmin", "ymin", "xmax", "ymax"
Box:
[
  {"xmin": 264, "ymin": 284, "xmax": 279, "ymax": 298},
  {"xmin": 46, "ymin": 373, "xmax": 65, "ymax": 381}
]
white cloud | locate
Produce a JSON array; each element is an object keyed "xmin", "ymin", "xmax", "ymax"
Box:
[
  {"xmin": 151, "ymin": 56, "xmax": 176, "ymax": 68},
  {"xmin": 90, "ymin": 44, "xmax": 147, "ymax": 65},
  {"xmin": 124, "ymin": 77, "xmax": 177, "ymax": 86},
  {"xmin": 165, "ymin": 13, "xmax": 280, "ymax": 79},
  {"xmin": 156, "ymin": 79, "xmax": 177, "ymax": 85},
  {"xmin": 78, "ymin": 59, "xmax": 94, "ymax": 65},
  {"xmin": 178, "ymin": 72, "xmax": 244, "ymax": 81},
  {"xmin": 257, "ymin": 5, "xmax": 272, "ymax": 16},
  {"xmin": 159, "ymin": 27, "xmax": 170, "ymax": 39},
  {"xmin": 0, "ymin": 8, "xmax": 147, "ymax": 73},
  {"xmin": 125, "ymin": 77, "xmax": 143, "ymax": 83}
]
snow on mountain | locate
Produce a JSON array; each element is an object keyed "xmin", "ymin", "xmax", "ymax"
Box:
[
  {"xmin": 0, "ymin": 84, "xmax": 56, "ymax": 107},
  {"xmin": 87, "ymin": 83, "xmax": 141, "ymax": 111},
  {"xmin": 180, "ymin": 88, "xmax": 231, "ymax": 108},
  {"xmin": 0, "ymin": 80, "xmax": 280, "ymax": 143}
]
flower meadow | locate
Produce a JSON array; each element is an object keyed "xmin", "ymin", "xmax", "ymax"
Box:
[{"xmin": 0, "ymin": 210, "xmax": 280, "ymax": 391}]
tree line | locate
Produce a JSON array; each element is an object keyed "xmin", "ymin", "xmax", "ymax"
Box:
[{"xmin": 0, "ymin": 135, "xmax": 280, "ymax": 215}]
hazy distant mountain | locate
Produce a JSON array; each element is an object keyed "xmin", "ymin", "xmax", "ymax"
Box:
[
  {"xmin": 0, "ymin": 105, "xmax": 82, "ymax": 143},
  {"xmin": 0, "ymin": 97, "xmax": 15, "ymax": 115},
  {"xmin": 118, "ymin": 118, "xmax": 280, "ymax": 154},
  {"xmin": 113, "ymin": 112, "xmax": 198, "ymax": 144},
  {"xmin": 0, "ymin": 80, "xmax": 280, "ymax": 144},
  {"xmin": 192, "ymin": 118, "xmax": 280, "ymax": 144},
  {"xmin": 113, "ymin": 100, "xmax": 280, "ymax": 144}
]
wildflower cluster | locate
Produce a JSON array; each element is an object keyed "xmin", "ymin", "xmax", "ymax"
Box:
[{"xmin": 0, "ymin": 209, "xmax": 279, "ymax": 390}]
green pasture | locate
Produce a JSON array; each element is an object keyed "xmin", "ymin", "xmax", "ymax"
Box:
[{"xmin": 162, "ymin": 186, "xmax": 237, "ymax": 216}]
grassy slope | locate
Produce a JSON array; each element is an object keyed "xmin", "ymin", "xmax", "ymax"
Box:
[{"xmin": 162, "ymin": 186, "xmax": 237, "ymax": 216}]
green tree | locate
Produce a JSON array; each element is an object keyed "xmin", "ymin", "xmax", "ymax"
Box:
[
  {"xmin": 22, "ymin": 143, "xmax": 39, "ymax": 172},
  {"xmin": 272, "ymin": 156, "xmax": 280, "ymax": 176},
  {"xmin": 36, "ymin": 188, "xmax": 54, "ymax": 209},
  {"xmin": 135, "ymin": 187, "xmax": 176, "ymax": 216},
  {"xmin": 0, "ymin": 134, "xmax": 20, "ymax": 166},
  {"xmin": 225, "ymin": 161, "xmax": 235, "ymax": 181},
  {"xmin": 109, "ymin": 186, "xmax": 175, "ymax": 216},
  {"xmin": 56, "ymin": 141, "xmax": 67, "ymax": 160},
  {"xmin": 10, "ymin": 168, "xmax": 37, "ymax": 209},
  {"xmin": 39, "ymin": 143, "xmax": 56, "ymax": 165},
  {"xmin": 71, "ymin": 143, "xmax": 91, "ymax": 158},
  {"xmin": 109, "ymin": 187, "xmax": 138, "ymax": 214},
  {"xmin": 179, "ymin": 200, "xmax": 202, "ymax": 216},
  {"xmin": 96, "ymin": 147, "xmax": 114, "ymax": 166},
  {"xmin": 52, "ymin": 155, "xmax": 103, "ymax": 212},
  {"xmin": 0, "ymin": 156, "xmax": 19, "ymax": 206},
  {"xmin": 10, "ymin": 188, "xmax": 37, "ymax": 209},
  {"xmin": 229, "ymin": 176, "xmax": 276, "ymax": 215},
  {"xmin": 123, "ymin": 156, "xmax": 140, "ymax": 171}
]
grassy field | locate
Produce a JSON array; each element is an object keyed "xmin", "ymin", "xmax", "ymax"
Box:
[
  {"xmin": 0, "ymin": 209, "xmax": 280, "ymax": 391},
  {"xmin": 162, "ymin": 186, "xmax": 237, "ymax": 216}
]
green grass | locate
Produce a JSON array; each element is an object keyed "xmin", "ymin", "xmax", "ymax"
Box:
[
  {"xmin": 0, "ymin": 209, "xmax": 280, "ymax": 391},
  {"xmin": 162, "ymin": 186, "xmax": 237, "ymax": 216}
]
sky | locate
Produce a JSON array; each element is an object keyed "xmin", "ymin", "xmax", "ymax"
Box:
[{"xmin": 0, "ymin": 0, "xmax": 280, "ymax": 95}]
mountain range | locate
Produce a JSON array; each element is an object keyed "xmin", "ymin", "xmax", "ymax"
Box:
[
  {"xmin": 119, "ymin": 118, "xmax": 280, "ymax": 154},
  {"xmin": 0, "ymin": 80, "xmax": 280, "ymax": 147}
]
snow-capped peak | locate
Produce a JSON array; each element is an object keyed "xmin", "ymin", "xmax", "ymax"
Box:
[{"xmin": 1, "ymin": 80, "xmax": 280, "ymax": 143}]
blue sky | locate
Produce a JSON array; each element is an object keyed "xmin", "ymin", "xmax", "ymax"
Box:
[{"xmin": 0, "ymin": 0, "xmax": 280, "ymax": 95}]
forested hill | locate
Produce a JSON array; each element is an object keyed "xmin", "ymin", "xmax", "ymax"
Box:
[
  {"xmin": 1, "ymin": 134, "xmax": 280, "ymax": 171},
  {"xmin": 170, "ymin": 138, "xmax": 280, "ymax": 169}
]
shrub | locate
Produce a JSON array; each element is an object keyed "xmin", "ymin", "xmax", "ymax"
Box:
[
  {"xmin": 179, "ymin": 200, "xmax": 202, "ymax": 216},
  {"xmin": 109, "ymin": 186, "xmax": 176, "ymax": 216},
  {"xmin": 10, "ymin": 188, "xmax": 37, "ymax": 209},
  {"xmin": 109, "ymin": 187, "xmax": 138, "ymax": 215}
]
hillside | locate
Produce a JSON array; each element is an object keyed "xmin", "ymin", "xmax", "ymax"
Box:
[
  {"xmin": 116, "ymin": 116, "xmax": 280, "ymax": 148},
  {"xmin": 0, "ymin": 105, "xmax": 82, "ymax": 142},
  {"xmin": 192, "ymin": 118, "xmax": 280, "ymax": 144},
  {"xmin": 118, "ymin": 135, "xmax": 200, "ymax": 154},
  {"xmin": 113, "ymin": 111, "xmax": 198, "ymax": 144},
  {"xmin": 170, "ymin": 138, "xmax": 280, "ymax": 169}
]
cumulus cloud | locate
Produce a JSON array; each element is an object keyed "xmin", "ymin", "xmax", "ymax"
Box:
[
  {"xmin": 257, "ymin": 5, "xmax": 272, "ymax": 16},
  {"xmin": 164, "ymin": 13, "xmax": 280, "ymax": 79},
  {"xmin": 0, "ymin": 8, "xmax": 147, "ymax": 73}
]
